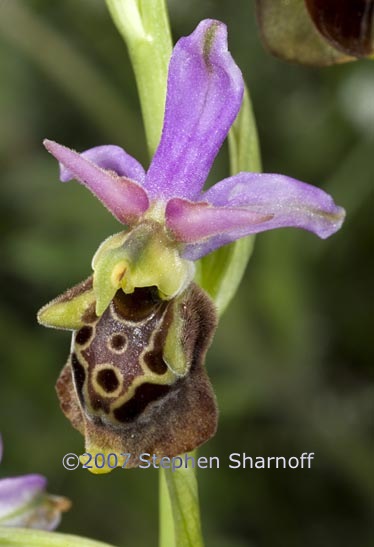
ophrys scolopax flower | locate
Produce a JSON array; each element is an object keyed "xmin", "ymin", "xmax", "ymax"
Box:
[{"xmin": 38, "ymin": 20, "xmax": 345, "ymax": 471}]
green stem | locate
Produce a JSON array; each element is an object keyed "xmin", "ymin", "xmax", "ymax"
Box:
[
  {"xmin": 159, "ymin": 453, "xmax": 203, "ymax": 547},
  {"xmin": 106, "ymin": 0, "xmax": 172, "ymax": 155},
  {"xmin": 159, "ymin": 469, "xmax": 175, "ymax": 547}
]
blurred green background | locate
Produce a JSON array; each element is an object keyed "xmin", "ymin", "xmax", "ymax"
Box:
[{"xmin": 0, "ymin": 1, "xmax": 373, "ymax": 546}]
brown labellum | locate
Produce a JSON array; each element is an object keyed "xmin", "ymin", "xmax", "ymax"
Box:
[
  {"xmin": 55, "ymin": 279, "xmax": 218, "ymax": 468},
  {"xmin": 305, "ymin": 0, "xmax": 374, "ymax": 56}
]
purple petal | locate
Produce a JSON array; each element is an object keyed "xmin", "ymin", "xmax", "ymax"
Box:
[
  {"xmin": 44, "ymin": 140, "xmax": 149, "ymax": 224},
  {"xmin": 145, "ymin": 19, "xmax": 244, "ymax": 200},
  {"xmin": 59, "ymin": 144, "xmax": 146, "ymax": 184},
  {"xmin": 166, "ymin": 173, "xmax": 345, "ymax": 260},
  {"xmin": 166, "ymin": 198, "xmax": 271, "ymax": 241},
  {"xmin": 0, "ymin": 475, "xmax": 46, "ymax": 518}
]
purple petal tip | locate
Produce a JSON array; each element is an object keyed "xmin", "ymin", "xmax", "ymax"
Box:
[{"xmin": 317, "ymin": 205, "xmax": 346, "ymax": 239}]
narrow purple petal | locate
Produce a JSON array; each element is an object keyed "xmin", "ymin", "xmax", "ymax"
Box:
[
  {"xmin": 166, "ymin": 173, "xmax": 345, "ymax": 260},
  {"xmin": 0, "ymin": 475, "xmax": 46, "ymax": 518},
  {"xmin": 59, "ymin": 144, "xmax": 146, "ymax": 184},
  {"xmin": 166, "ymin": 198, "xmax": 271, "ymax": 241},
  {"xmin": 44, "ymin": 140, "xmax": 149, "ymax": 224},
  {"xmin": 145, "ymin": 19, "xmax": 244, "ymax": 200}
]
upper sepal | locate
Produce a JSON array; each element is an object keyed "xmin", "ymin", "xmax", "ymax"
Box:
[{"xmin": 144, "ymin": 19, "xmax": 244, "ymax": 200}]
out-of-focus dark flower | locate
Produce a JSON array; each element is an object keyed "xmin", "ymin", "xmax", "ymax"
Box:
[
  {"xmin": 256, "ymin": 0, "xmax": 374, "ymax": 66},
  {"xmin": 0, "ymin": 435, "xmax": 70, "ymax": 529}
]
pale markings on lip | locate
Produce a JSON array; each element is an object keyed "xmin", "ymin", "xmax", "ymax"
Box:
[{"xmin": 71, "ymin": 286, "xmax": 178, "ymax": 423}]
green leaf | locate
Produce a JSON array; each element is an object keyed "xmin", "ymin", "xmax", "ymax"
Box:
[
  {"xmin": 195, "ymin": 87, "xmax": 261, "ymax": 317},
  {"xmin": 106, "ymin": 0, "xmax": 172, "ymax": 155},
  {"xmin": 0, "ymin": 528, "xmax": 115, "ymax": 547}
]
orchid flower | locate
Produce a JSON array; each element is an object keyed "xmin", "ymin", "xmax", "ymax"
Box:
[
  {"xmin": 38, "ymin": 20, "xmax": 345, "ymax": 470},
  {"xmin": 42, "ymin": 19, "xmax": 345, "ymax": 315},
  {"xmin": 0, "ymin": 435, "xmax": 70, "ymax": 529}
]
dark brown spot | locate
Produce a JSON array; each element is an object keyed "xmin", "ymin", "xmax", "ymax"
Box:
[
  {"xmin": 96, "ymin": 368, "xmax": 120, "ymax": 393},
  {"xmin": 75, "ymin": 325, "xmax": 93, "ymax": 345},
  {"xmin": 110, "ymin": 333, "xmax": 127, "ymax": 351},
  {"xmin": 114, "ymin": 383, "xmax": 171, "ymax": 422},
  {"xmin": 113, "ymin": 286, "xmax": 162, "ymax": 321},
  {"xmin": 144, "ymin": 350, "xmax": 168, "ymax": 374},
  {"xmin": 71, "ymin": 353, "xmax": 85, "ymax": 404}
]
